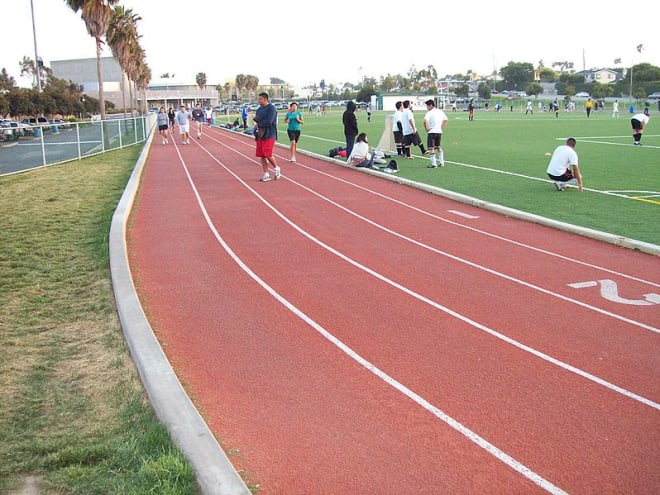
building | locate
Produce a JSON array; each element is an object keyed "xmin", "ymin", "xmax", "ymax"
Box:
[
  {"xmin": 51, "ymin": 56, "xmax": 128, "ymax": 108},
  {"xmin": 578, "ymin": 68, "xmax": 619, "ymax": 84},
  {"xmin": 144, "ymin": 80, "xmax": 219, "ymax": 110}
]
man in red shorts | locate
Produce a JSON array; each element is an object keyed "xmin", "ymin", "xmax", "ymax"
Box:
[{"xmin": 253, "ymin": 92, "xmax": 281, "ymax": 182}]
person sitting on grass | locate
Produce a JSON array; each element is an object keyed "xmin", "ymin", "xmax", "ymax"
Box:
[{"xmin": 347, "ymin": 132, "xmax": 376, "ymax": 168}]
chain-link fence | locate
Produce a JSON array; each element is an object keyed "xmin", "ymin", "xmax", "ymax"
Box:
[{"xmin": 0, "ymin": 114, "xmax": 156, "ymax": 176}]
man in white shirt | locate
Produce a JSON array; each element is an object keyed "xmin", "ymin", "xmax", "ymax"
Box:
[
  {"xmin": 631, "ymin": 113, "xmax": 650, "ymax": 146},
  {"xmin": 546, "ymin": 137, "xmax": 582, "ymax": 191},
  {"xmin": 400, "ymin": 100, "xmax": 427, "ymax": 158},
  {"xmin": 423, "ymin": 99, "xmax": 449, "ymax": 168},
  {"xmin": 392, "ymin": 101, "xmax": 404, "ymax": 156}
]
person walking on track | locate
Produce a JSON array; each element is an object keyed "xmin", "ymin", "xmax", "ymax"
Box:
[{"xmin": 253, "ymin": 92, "xmax": 281, "ymax": 182}]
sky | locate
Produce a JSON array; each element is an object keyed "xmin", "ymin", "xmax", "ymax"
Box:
[{"xmin": 3, "ymin": 0, "xmax": 660, "ymax": 90}]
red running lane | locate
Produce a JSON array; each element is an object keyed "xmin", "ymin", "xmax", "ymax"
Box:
[{"xmin": 128, "ymin": 127, "xmax": 660, "ymax": 494}]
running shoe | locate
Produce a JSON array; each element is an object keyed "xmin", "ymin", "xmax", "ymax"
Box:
[
  {"xmin": 274, "ymin": 166, "xmax": 281, "ymax": 180},
  {"xmin": 260, "ymin": 173, "xmax": 271, "ymax": 182}
]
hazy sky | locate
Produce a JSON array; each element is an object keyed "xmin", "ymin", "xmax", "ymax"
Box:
[{"xmin": 3, "ymin": 0, "xmax": 659, "ymax": 89}]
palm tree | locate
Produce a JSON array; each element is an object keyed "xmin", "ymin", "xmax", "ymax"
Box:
[
  {"xmin": 196, "ymin": 72, "xmax": 207, "ymax": 104},
  {"xmin": 107, "ymin": 5, "xmax": 141, "ymax": 116},
  {"xmin": 65, "ymin": 0, "xmax": 120, "ymax": 120}
]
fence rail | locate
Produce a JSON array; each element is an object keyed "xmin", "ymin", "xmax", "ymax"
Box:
[{"xmin": 0, "ymin": 114, "xmax": 156, "ymax": 176}]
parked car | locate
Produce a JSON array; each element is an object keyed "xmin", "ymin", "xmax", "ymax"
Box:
[
  {"xmin": 0, "ymin": 122, "xmax": 19, "ymax": 142},
  {"xmin": 574, "ymin": 92, "xmax": 590, "ymax": 98},
  {"xmin": 49, "ymin": 118, "xmax": 70, "ymax": 129},
  {"xmin": 647, "ymin": 92, "xmax": 660, "ymax": 100}
]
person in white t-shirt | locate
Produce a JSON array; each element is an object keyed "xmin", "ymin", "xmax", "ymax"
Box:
[
  {"xmin": 423, "ymin": 99, "xmax": 449, "ymax": 168},
  {"xmin": 630, "ymin": 113, "xmax": 650, "ymax": 146},
  {"xmin": 546, "ymin": 137, "xmax": 582, "ymax": 191},
  {"xmin": 392, "ymin": 101, "xmax": 404, "ymax": 156},
  {"xmin": 347, "ymin": 132, "xmax": 375, "ymax": 168},
  {"xmin": 612, "ymin": 99, "xmax": 619, "ymax": 118}
]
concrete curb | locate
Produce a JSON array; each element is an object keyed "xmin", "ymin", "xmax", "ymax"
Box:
[{"xmin": 108, "ymin": 130, "xmax": 251, "ymax": 495}]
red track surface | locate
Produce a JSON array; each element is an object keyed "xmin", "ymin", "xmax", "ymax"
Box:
[{"xmin": 127, "ymin": 126, "xmax": 659, "ymax": 494}]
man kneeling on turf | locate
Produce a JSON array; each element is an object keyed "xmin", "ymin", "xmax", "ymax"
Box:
[{"xmin": 546, "ymin": 137, "xmax": 583, "ymax": 192}]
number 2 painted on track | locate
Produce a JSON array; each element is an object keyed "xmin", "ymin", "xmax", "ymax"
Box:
[{"xmin": 568, "ymin": 279, "xmax": 660, "ymax": 306}]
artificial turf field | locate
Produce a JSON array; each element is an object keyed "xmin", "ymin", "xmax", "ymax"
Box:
[{"xmin": 261, "ymin": 106, "xmax": 659, "ymax": 246}]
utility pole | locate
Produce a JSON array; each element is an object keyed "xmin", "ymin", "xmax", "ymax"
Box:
[{"xmin": 30, "ymin": 0, "xmax": 42, "ymax": 92}]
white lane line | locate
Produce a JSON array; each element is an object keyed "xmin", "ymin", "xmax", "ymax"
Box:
[
  {"xmin": 173, "ymin": 141, "xmax": 569, "ymax": 495},
  {"xmin": 448, "ymin": 209, "xmax": 480, "ymax": 219}
]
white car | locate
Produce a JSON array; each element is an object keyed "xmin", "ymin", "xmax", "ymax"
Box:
[
  {"xmin": 647, "ymin": 92, "xmax": 660, "ymax": 100},
  {"xmin": 574, "ymin": 92, "xmax": 590, "ymax": 98}
]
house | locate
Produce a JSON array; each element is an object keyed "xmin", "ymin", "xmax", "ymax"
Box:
[{"xmin": 578, "ymin": 68, "xmax": 619, "ymax": 84}]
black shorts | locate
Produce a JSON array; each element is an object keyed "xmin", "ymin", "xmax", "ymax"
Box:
[
  {"xmin": 631, "ymin": 118, "xmax": 643, "ymax": 131},
  {"xmin": 548, "ymin": 171, "xmax": 574, "ymax": 182},
  {"xmin": 393, "ymin": 130, "xmax": 403, "ymax": 143},
  {"xmin": 427, "ymin": 133, "xmax": 442, "ymax": 149},
  {"xmin": 287, "ymin": 130, "xmax": 301, "ymax": 142},
  {"xmin": 158, "ymin": 124, "xmax": 168, "ymax": 131},
  {"xmin": 403, "ymin": 134, "xmax": 415, "ymax": 146}
]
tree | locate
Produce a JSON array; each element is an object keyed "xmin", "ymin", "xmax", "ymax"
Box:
[
  {"xmin": 196, "ymin": 72, "xmax": 207, "ymax": 90},
  {"xmin": 525, "ymin": 82, "xmax": 543, "ymax": 97},
  {"xmin": 107, "ymin": 5, "xmax": 142, "ymax": 116},
  {"xmin": 477, "ymin": 82, "xmax": 491, "ymax": 100},
  {"xmin": 539, "ymin": 67, "xmax": 557, "ymax": 82},
  {"xmin": 196, "ymin": 72, "xmax": 207, "ymax": 103},
  {"xmin": 65, "ymin": 0, "xmax": 120, "ymax": 120},
  {"xmin": 591, "ymin": 82, "xmax": 613, "ymax": 99},
  {"xmin": 499, "ymin": 62, "xmax": 534, "ymax": 91},
  {"xmin": 0, "ymin": 68, "xmax": 16, "ymax": 91}
]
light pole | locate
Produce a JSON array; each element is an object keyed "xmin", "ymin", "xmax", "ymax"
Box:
[
  {"xmin": 630, "ymin": 44, "xmax": 644, "ymax": 99},
  {"xmin": 30, "ymin": 0, "xmax": 42, "ymax": 92}
]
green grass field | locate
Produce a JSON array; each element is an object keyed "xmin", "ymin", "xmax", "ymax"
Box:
[{"xmin": 265, "ymin": 107, "xmax": 659, "ymax": 246}]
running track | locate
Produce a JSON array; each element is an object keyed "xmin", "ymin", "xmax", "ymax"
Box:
[{"xmin": 127, "ymin": 125, "xmax": 659, "ymax": 494}]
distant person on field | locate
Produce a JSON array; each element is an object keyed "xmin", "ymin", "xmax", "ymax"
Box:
[
  {"xmin": 525, "ymin": 100, "xmax": 534, "ymax": 115},
  {"xmin": 205, "ymin": 106, "xmax": 213, "ymax": 125},
  {"xmin": 157, "ymin": 107, "xmax": 169, "ymax": 145},
  {"xmin": 585, "ymin": 98, "xmax": 594, "ymax": 118},
  {"xmin": 392, "ymin": 101, "xmax": 404, "ymax": 156},
  {"xmin": 253, "ymin": 92, "xmax": 281, "ymax": 182},
  {"xmin": 342, "ymin": 101, "xmax": 358, "ymax": 160},
  {"xmin": 175, "ymin": 105, "xmax": 190, "ymax": 144},
  {"xmin": 467, "ymin": 98, "xmax": 476, "ymax": 121},
  {"xmin": 347, "ymin": 132, "xmax": 375, "ymax": 168},
  {"xmin": 551, "ymin": 99, "xmax": 559, "ymax": 118},
  {"xmin": 423, "ymin": 99, "xmax": 448, "ymax": 168},
  {"xmin": 284, "ymin": 102, "xmax": 304, "ymax": 162},
  {"xmin": 546, "ymin": 137, "xmax": 582, "ymax": 192},
  {"xmin": 612, "ymin": 99, "xmax": 619, "ymax": 118},
  {"xmin": 630, "ymin": 112, "xmax": 650, "ymax": 146}
]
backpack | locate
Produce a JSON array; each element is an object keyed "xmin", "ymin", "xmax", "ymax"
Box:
[
  {"xmin": 383, "ymin": 160, "xmax": 398, "ymax": 173},
  {"xmin": 329, "ymin": 146, "xmax": 346, "ymax": 158}
]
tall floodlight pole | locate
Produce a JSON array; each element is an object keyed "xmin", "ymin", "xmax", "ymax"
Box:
[
  {"xmin": 30, "ymin": 0, "xmax": 42, "ymax": 91},
  {"xmin": 630, "ymin": 44, "xmax": 644, "ymax": 99}
]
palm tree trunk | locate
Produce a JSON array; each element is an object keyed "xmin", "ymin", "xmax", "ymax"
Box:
[
  {"xmin": 121, "ymin": 71, "xmax": 127, "ymax": 117},
  {"xmin": 96, "ymin": 38, "xmax": 106, "ymax": 120}
]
